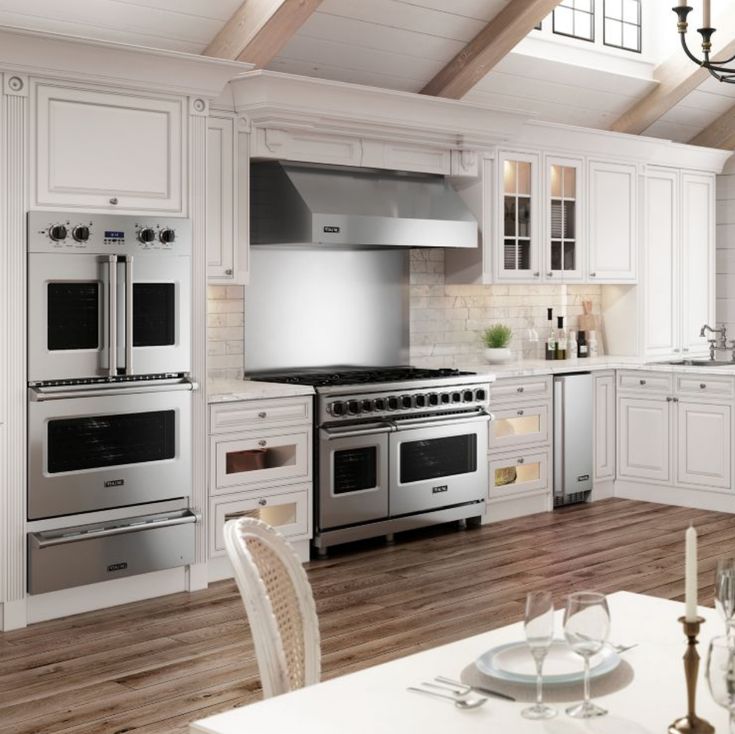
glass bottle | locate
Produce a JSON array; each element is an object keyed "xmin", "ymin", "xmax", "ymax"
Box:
[
  {"xmin": 555, "ymin": 316, "xmax": 567, "ymax": 360},
  {"xmin": 567, "ymin": 330, "xmax": 578, "ymax": 362},
  {"xmin": 577, "ymin": 330, "xmax": 589, "ymax": 358},
  {"xmin": 588, "ymin": 330, "xmax": 599, "ymax": 358},
  {"xmin": 545, "ymin": 308, "xmax": 556, "ymax": 361}
]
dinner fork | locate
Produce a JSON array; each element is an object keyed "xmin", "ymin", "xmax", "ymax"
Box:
[{"xmin": 407, "ymin": 686, "xmax": 487, "ymax": 709}]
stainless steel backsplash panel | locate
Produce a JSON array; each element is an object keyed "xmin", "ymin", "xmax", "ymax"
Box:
[{"xmin": 244, "ymin": 247, "xmax": 409, "ymax": 372}]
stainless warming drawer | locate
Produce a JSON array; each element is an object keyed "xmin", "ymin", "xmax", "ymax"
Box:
[{"xmin": 28, "ymin": 509, "xmax": 197, "ymax": 594}]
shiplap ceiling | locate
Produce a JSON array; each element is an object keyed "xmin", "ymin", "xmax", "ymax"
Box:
[{"xmin": 2, "ymin": 0, "xmax": 735, "ymax": 145}]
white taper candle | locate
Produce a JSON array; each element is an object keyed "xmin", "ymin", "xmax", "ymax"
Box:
[
  {"xmin": 703, "ymin": 0, "xmax": 711, "ymax": 27},
  {"xmin": 685, "ymin": 524, "xmax": 698, "ymax": 621}
]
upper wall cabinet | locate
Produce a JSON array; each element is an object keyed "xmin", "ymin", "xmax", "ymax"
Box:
[
  {"xmin": 587, "ymin": 160, "xmax": 638, "ymax": 283},
  {"xmin": 32, "ymin": 82, "xmax": 186, "ymax": 214},
  {"xmin": 496, "ymin": 152, "xmax": 541, "ymax": 281},
  {"xmin": 544, "ymin": 156, "xmax": 584, "ymax": 282}
]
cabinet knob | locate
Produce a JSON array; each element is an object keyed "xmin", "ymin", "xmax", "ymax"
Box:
[
  {"xmin": 673, "ymin": 348, "xmax": 680, "ymax": 353},
  {"xmin": 533, "ymin": 272, "xmax": 540, "ymax": 278},
  {"xmin": 225, "ymin": 268, "xmax": 233, "ymax": 276},
  {"xmin": 517, "ymin": 457, "xmax": 525, "ymax": 464},
  {"xmin": 517, "ymin": 386, "xmax": 524, "ymax": 393},
  {"xmin": 258, "ymin": 439, "xmax": 267, "ymax": 447},
  {"xmin": 674, "ymin": 397, "xmax": 679, "ymax": 403},
  {"xmin": 258, "ymin": 498, "xmax": 267, "ymax": 506},
  {"xmin": 109, "ymin": 197, "xmax": 118, "ymax": 205},
  {"xmin": 639, "ymin": 379, "xmax": 646, "ymax": 385},
  {"xmin": 258, "ymin": 411, "xmax": 267, "ymax": 418},
  {"xmin": 700, "ymin": 383, "xmax": 707, "ymax": 389},
  {"xmin": 590, "ymin": 272, "xmax": 596, "ymax": 277},
  {"xmin": 666, "ymin": 396, "xmax": 672, "ymax": 402},
  {"xmin": 547, "ymin": 272, "xmax": 553, "ymax": 277},
  {"xmin": 683, "ymin": 348, "xmax": 690, "ymax": 353},
  {"xmin": 517, "ymin": 409, "xmax": 524, "ymax": 416}
]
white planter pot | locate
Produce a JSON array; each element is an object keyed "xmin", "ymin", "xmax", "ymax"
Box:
[{"xmin": 484, "ymin": 347, "xmax": 512, "ymax": 363}]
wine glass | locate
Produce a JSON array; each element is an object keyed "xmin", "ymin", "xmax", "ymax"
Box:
[
  {"xmin": 563, "ymin": 591, "xmax": 610, "ymax": 718},
  {"xmin": 521, "ymin": 591, "xmax": 557, "ymax": 720},
  {"xmin": 706, "ymin": 636, "xmax": 735, "ymax": 733},
  {"xmin": 715, "ymin": 559, "xmax": 735, "ymax": 639}
]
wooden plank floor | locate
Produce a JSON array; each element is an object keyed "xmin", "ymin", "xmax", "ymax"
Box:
[{"xmin": 1, "ymin": 498, "xmax": 734, "ymax": 733}]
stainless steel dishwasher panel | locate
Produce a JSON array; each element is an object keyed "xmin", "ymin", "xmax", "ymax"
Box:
[
  {"xmin": 553, "ymin": 373, "xmax": 593, "ymax": 505},
  {"xmin": 28, "ymin": 510, "xmax": 197, "ymax": 594}
]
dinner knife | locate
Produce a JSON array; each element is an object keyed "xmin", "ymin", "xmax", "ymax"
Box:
[{"xmin": 434, "ymin": 676, "xmax": 516, "ymax": 702}]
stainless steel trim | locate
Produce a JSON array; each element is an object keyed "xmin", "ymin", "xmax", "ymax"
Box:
[
  {"xmin": 29, "ymin": 379, "xmax": 197, "ymax": 402},
  {"xmin": 108, "ymin": 255, "xmax": 118, "ymax": 378},
  {"xmin": 31, "ymin": 511, "xmax": 197, "ymax": 548},
  {"xmin": 553, "ymin": 377, "xmax": 564, "ymax": 498},
  {"xmin": 125, "ymin": 255, "xmax": 134, "ymax": 375},
  {"xmin": 392, "ymin": 411, "xmax": 490, "ymax": 431}
]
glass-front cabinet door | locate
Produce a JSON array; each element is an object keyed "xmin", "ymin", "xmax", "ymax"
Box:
[
  {"xmin": 544, "ymin": 156, "xmax": 583, "ymax": 281},
  {"xmin": 496, "ymin": 152, "xmax": 540, "ymax": 281}
]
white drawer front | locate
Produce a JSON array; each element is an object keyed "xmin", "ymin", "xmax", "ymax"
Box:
[
  {"xmin": 489, "ymin": 403, "xmax": 550, "ymax": 451},
  {"xmin": 490, "ymin": 377, "xmax": 551, "ymax": 404},
  {"xmin": 211, "ymin": 427, "xmax": 311, "ymax": 493},
  {"xmin": 617, "ymin": 371, "xmax": 673, "ymax": 394},
  {"xmin": 676, "ymin": 375, "xmax": 735, "ymax": 399},
  {"xmin": 210, "ymin": 396, "xmax": 312, "ymax": 434},
  {"xmin": 488, "ymin": 448, "xmax": 550, "ymax": 500},
  {"xmin": 210, "ymin": 486, "xmax": 311, "ymax": 557}
]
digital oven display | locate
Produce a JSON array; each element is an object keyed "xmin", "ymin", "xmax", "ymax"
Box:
[{"xmin": 104, "ymin": 231, "xmax": 125, "ymax": 239}]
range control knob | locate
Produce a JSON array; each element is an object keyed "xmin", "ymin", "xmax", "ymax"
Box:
[
  {"xmin": 138, "ymin": 227, "xmax": 156, "ymax": 243},
  {"xmin": 159, "ymin": 228, "xmax": 175, "ymax": 244},
  {"xmin": 330, "ymin": 401, "xmax": 346, "ymax": 417},
  {"xmin": 347, "ymin": 400, "xmax": 360, "ymax": 415},
  {"xmin": 72, "ymin": 225, "xmax": 90, "ymax": 242},
  {"xmin": 49, "ymin": 224, "xmax": 67, "ymax": 241}
]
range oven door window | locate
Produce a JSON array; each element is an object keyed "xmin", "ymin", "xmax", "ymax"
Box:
[
  {"xmin": 318, "ymin": 429, "xmax": 389, "ymax": 530},
  {"xmin": 47, "ymin": 282, "xmax": 101, "ymax": 351},
  {"xmin": 132, "ymin": 283, "xmax": 176, "ymax": 347},
  {"xmin": 389, "ymin": 417, "xmax": 489, "ymax": 517},
  {"xmin": 47, "ymin": 410, "xmax": 176, "ymax": 474}
]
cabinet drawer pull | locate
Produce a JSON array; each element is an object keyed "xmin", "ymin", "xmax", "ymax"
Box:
[
  {"xmin": 547, "ymin": 272, "xmax": 553, "ymax": 277},
  {"xmin": 225, "ymin": 268, "xmax": 233, "ymax": 276},
  {"xmin": 639, "ymin": 379, "xmax": 646, "ymax": 385},
  {"xmin": 109, "ymin": 197, "xmax": 118, "ymax": 205},
  {"xmin": 700, "ymin": 383, "xmax": 707, "ymax": 389},
  {"xmin": 517, "ymin": 457, "xmax": 525, "ymax": 465},
  {"xmin": 533, "ymin": 272, "xmax": 540, "ymax": 278},
  {"xmin": 257, "ymin": 439, "xmax": 267, "ymax": 447},
  {"xmin": 517, "ymin": 386, "xmax": 525, "ymax": 393},
  {"xmin": 590, "ymin": 272, "xmax": 596, "ymax": 277},
  {"xmin": 258, "ymin": 499, "xmax": 267, "ymax": 507},
  {"xmin": 673, "ymin": 348, "xmax": 680, "ymax": 353},
  {"xmin": 258, "ymin": 411, "xmax": 267, "ymax": 418},
  {"xmin": 517, "ymin": 409, "xmax": 524, "ymax": 416},
  {"xmin": 683, "ymin": 348, "xmax": 690, "ymax": 353}
]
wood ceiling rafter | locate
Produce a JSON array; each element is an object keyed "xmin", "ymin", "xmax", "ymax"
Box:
[
  {"xmin": 689, "ymin": 104, "xmax": 735, "ymax": 150},
  {"xmin": 610, "ymin": 6, "xmax": 735, "ymax": 136},
  {"xmin": 420, "ymin": 0, "xmax": 562, "ymax": 100},
  {"xmin": 203, "ymin": 0, "xmax": 323, "ymax": 68}
]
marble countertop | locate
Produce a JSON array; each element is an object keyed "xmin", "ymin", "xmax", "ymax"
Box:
[{"xmin": 207, "ymin": 378, "xmax": 315, "ymax": 403}]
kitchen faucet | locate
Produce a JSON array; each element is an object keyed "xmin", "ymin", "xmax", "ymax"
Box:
[{"xmin": 700, "ymin": 324, "xmax": 732, "ymax": 361}]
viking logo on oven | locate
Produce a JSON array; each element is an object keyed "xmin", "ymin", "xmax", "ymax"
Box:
[
  {"xmin": 432, "ymin": 485, "xmax": 448, "ymax": 494},
  {"xmin": 107, "ymin": 562, "xmax": 128, "ymax": 573},
  {"xmin": 104, "ymin": 479, "xmax": 124, "ymax": 487}
]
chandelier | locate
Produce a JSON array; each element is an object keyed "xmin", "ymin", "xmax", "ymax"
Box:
[{"xmin": 674, "ymin": 1, "xmax": 735, "ymax": 82}]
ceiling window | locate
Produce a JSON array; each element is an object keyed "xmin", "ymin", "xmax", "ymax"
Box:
[
  {"xmin": 553, "ymin": 0, "xmax": 595, "ymax": 43},
  {"xmin": 603, "ymin": 0, "xmax": 641, "ymax": 53}
]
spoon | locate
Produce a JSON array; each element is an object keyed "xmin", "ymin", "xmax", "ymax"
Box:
[{"xmin": 407, "ymin": 686, "xmax": 487, "ymax": 709}]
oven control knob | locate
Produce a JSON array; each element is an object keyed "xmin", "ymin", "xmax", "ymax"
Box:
[
  {"xmin": 440, "ymin": 393, "xmax": 451, "ymax": 405},
  {"xmin": 387, "ymin": 396, "xmax": 399, "ymax": 411},
  {"xmin": 361, "ymin": 399, "xmax": 374, "ymax": 413},
  {"xmin": 159, "ymin": 228, "xmax": 175, "ymax": 244},
  {"xmin": 475, "ymin": 388, "xmax": 486, "ymax": 401},
  {"xmin": 428, "ymin": 393, "xmax": 439, "ymax": 406},
  {"xmin": 138, "ymin": 227, "xmax": 156, "ymax": 243},
  {"xmin": 347, "ymin": 400, "xmax": 360, "ymax": 415},
  {"xmin": 451, "ymin": 392, "xmax": 462, "ymax": 403},
  {"xmin": 463, "ymin": 390, "xmax": 474, "ymax": 402},
  {"xmin": 330, "ymin": 401, "xmax": 346, "ymax": 417},
  {"xmin": 401, "ymin": 395, "xmax": 413, "ymax": 409},
  {"xmin": 414, "ymin": 394, "xmax": 426, "ymax": 408},
  {"xmin": 72, "ymin": 225, "xmax": 90, "ymax": 242},
  {"xmin": 49, "ymin": 224, "xmax": 67, "ymax": 241}
]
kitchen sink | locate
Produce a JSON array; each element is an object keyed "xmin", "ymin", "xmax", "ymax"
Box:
[{"xmin": 665, "ymin": 359, "xmax": 734, "ymax": 367}]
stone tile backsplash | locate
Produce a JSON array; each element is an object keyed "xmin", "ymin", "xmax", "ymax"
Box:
[{"xmin": 206, "ymin": 252, "xmax": 603, "ymax": 378}]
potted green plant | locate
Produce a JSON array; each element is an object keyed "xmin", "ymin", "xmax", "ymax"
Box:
[{"xmin": 483, "ymin": 324, "xmax": 513, "ymax": 363}]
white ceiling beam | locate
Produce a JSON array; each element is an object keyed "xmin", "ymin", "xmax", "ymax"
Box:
[
  {"xmin": 420, "ymin": 0, "xmax": 562, "ymax": 100},
  {"xmin": 203, "ymin": 0, "xmax": 322, "ymax": 68},
  {"xmin": 610, "ymin": 7, "xmax": 735, "ymax": 135}
]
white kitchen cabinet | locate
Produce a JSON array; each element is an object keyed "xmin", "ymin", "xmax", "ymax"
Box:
[
  {"xmin": 587, "ymin": 160, "xmax": 638, "ymax": 282},
  {"xmin": 32, "ymin": 82, "xmax": 185, "ymax": 213},
  {"xmin": 489, "ymin": 448, "xmax": 550, "ymax": 500},
  {"xmin": 617, "ymin": 396, "xmax": 670, "ymax": 483},
  {"xmin": 207, "ymin": 115, "xmax": 249, "ymax": 283},
  {"xmin": 676, "ymin": 400, "xmax": 731, "ymax": 490},
  {"xmin": 489, "ymin": 403, "xmax": 549, "ymax": 452},
  {"xmin": 543, "ymin": 155, "xmax": 584, "ymax": 282},
  {"xmin": 680, "ymin": 172, "xmax": 715, "ymax": 355},
  {"xmin": 594, "ymin": 372, "xmax": 615, "ymax": 482},
  {"xmin": 495, "ymin": 151, "xmax": 541, "ymax": 282}
]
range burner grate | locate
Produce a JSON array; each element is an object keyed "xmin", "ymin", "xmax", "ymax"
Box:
[{"xmin": 250, "ymin": 366, "xmax": 474, "ymax": 388}]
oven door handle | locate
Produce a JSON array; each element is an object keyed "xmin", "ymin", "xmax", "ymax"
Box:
[
  {"xmin": 107, "ymin": 254, "xmax": 118, "ymax": 378},
  {"xmin": 124, "ymin": 255, "xmax": 134, "ymax": 375},
  {"xmin": 392, "ymin": 411, "xmax": 493, "ymax": 431},
  {"xmin": 30, "ymin": 511, "xmax": 199, "ymax": 549},
  {"xmin": 320, "ymin": 422, "xmax": 395, "ymax": 439},
  {"xmin": 29, "ymin": 379, "xmax": 199, "ymax": 402}
]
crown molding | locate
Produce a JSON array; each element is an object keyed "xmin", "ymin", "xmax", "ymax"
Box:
[{"xmin": 0, "ymin": 25, "xmax": 250, "ymax": 99}]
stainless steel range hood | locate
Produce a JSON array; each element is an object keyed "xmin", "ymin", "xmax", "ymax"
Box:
[{"xmin": 250, "ymin": 161, "xmax": 478, "ymax": 248}]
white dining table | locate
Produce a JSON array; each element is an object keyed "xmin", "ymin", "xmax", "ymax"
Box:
[{"xmin": 189, "ymin": 591, "xmax": 729, "ymax": 733}]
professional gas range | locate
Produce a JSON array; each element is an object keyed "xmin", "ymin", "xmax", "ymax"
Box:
[{"xmin": 250, "ymin": 366, "xmax": 494, "ymax": 555}]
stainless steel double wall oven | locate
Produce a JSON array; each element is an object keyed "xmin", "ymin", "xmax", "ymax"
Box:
[{"xmin": 26, "ymin": 212, "xmax": 197, "ymax": 594}]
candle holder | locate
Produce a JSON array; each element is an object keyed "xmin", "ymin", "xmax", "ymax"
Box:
[{"xmin": 668, "ymin": 616, "xmax": 714, "ymax": 734}]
